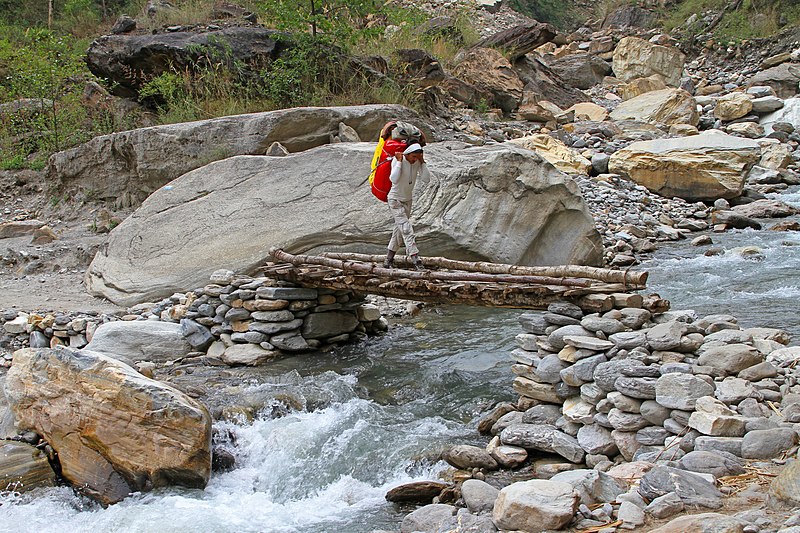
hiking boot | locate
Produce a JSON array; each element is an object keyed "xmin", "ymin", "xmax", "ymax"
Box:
[
  {"xmin": 412, "ymin": 255, "xmax": 426, "ymax": 271},
  {"xmin": 383, "ymin": 250, "xmax": 396, "ymax": 269}
]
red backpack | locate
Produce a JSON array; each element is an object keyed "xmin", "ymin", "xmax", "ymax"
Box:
[{"xmin": 369, "ymin": 138, "xmax": 407, "ymax": 202}]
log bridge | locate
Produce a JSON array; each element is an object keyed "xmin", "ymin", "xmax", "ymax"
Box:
[{"xmin": 264, "ymin": 248, "xmax": 650, "ymax": 311}]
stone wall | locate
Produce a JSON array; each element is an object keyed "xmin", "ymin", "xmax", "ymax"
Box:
[
  {"xmin": 496, "ymin": 298, "xmax": 799, "ymax": 470},
  {"xmin": 0, "ymin": 270, "xmax": 386, "ymax": 367}
]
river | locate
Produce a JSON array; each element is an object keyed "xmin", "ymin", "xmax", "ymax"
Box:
[{"xmin": 1, "ymin": 188, "xmax": 798, "ymax": 533}]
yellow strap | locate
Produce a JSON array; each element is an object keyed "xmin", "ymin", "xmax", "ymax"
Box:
[{"xmin": 369, "ymin": 138, "xmax": 386, "ymax": 185}]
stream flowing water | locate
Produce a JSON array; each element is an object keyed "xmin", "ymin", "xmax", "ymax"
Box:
[{"xmin": 1, "ymin": 188, "xmax": 798, "ymax": 533}]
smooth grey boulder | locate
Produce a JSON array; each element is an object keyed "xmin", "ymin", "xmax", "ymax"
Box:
[
  {"xmin": 461, "ymin": 479, "xmax": 500, "ymax": 514},
  {"xmin": 492, "ymin": 479, "xmax": 579, "ymax": 532},
  {"xmin": 741, "ymin": 428, "xmax": 798, "ymax": 459},
  {"xmin": 577, "ymin": 423, "xmax": 618, "ymax": 456},
  {"xmin": 85, "ymin": 321, "xmax": 192, "ymax": 365},
  {"xmin": 638, "ymin": 466, "xmax": 723, "ymax": 509},
  {"xmin": 49, "ymin": 105, "xmax": 418, "ymax": 204},
  {"xmin": 301, "ymin": 311, "xmax": 359, "ymax": 340},
  {"xmin": 87, "ymin": 142, "xmax": 603, "ymax": 306},
  {"xmin": 678, "ymin": 450, "xmax": 745, "ymax": 478},
  {"xmin": 400, "ymin": 503, "xmax": 458, "ymax": 533}
]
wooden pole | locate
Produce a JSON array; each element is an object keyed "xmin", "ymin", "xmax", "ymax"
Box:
[
  {"xmin": 270, "ymin": 248, "xmax": 593, "ymax": 288},
  {"xmin": 48, "ymin": 0, "xmax": 53, "ymax": 29},
  {"xmin": 318, "ymin": 251, "xmax": 648, "ymax": 287}
]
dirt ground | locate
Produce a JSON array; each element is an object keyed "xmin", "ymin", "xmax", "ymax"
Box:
[{"xmin": 0, "ymin": 169, "xmax": 126, "ymax": 315}]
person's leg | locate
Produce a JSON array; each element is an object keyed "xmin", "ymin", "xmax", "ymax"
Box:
[
  {"xmin": 385, "ymin": 200, "xmax": 404, "ymax": 268},
  {"xmin": 394, "ymin": 200, "xmax": 419, "ymax": 256}
]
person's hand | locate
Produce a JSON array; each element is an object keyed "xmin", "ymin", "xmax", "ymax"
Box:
[{"xmin": 394, "ymin": 152, "xmax": 402, "ymax": 161}]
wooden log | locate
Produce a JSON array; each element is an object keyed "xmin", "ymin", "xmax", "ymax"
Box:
[
  {"xmin": 270, "ymin": 248, "xmax": 593, "ymax": 287},
  {"xmin": 318, "ymin": 251, "xmax": 647, "ymax": 287},
  {"xmin": 472, "ymin": 21, "xmax": 558, "ymax": 61}
]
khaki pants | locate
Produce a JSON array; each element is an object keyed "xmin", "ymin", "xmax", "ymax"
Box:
[{"xmin": 387, "ymin": 198, "xmax": 419, "ymax": 256}]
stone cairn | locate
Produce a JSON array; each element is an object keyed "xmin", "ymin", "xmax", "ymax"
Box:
[
  {"xmin": 0, "ymin": 269, "xmax": 386, "ymax": 368},
  {"xmin": 402, "ymin": 294, "xmax": 800, "ymax": 532}
]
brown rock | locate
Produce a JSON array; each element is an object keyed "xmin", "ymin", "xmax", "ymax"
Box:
[
  {"xmin": 385, "ymin": 481, "xmax": 448, "ymax": 503},
  {"xmin": 609, "ymin": 88, "xmax": 698, "ymax": 126},
  {"xmin": 612, "ymin": 36, "xmax": 685, "ymax": 86},
  {"xmin": 452, "ymin": 48, "xmax": 524, "ymax": 112},
  {"xmin": 770, "ymin": 459, "xmax": 800, "ymax": 506},
  {"xmin": 0, "ymin": 441, "xmax": 57, "ymax": 492},
  {"xmin": 472, "ymin": 21, "xmax": 557, "ymax": 61},
  {"xmin": 30, "ymin": 225, "xmax": 57, "ymax": 245},
  {"xmin": 619, "ymin": 75, "xmax": 667, "ymax": 100},
  {"xmin": 5, "ymin": 347, "xmax": 211, "ymax": 504},
  {"xmin": 0, "ymin": 220, "xmax": 45, "ymax": 239}
]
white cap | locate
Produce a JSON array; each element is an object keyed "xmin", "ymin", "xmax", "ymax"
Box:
[{"xmin": 403, "ymin": 143, "xmax": 423, "ymax": 154}]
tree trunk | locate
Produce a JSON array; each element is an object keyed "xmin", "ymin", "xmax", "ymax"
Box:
[{"xmin": 48, "ymin": 0, "xmax": 53, "ymax": 29}]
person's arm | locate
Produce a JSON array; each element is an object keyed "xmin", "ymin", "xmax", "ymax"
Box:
[{"xmin": 389, "ymin": 158, "xmax": 403, "ymax": 184}]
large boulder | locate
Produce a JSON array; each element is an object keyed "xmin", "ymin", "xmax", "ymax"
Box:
[
  {"xmin": 509, "ymin": 134, "xmax": 592, "ymax": 175},
  {"xmin": 86, "ymin": 142, "xmax": 603, "ymax": 306},
  {"xmin": 4, "ymin": 347, "xmax": 212, "ymax": 505},
  {"xmin": 609, "ymin": 88, "xmax": 699, "ymax": 127},
  {"xmin": 86, "ymin": 27, "xmax": 285, "ymax": 97},
  {"xmin": 47, "ymin": 104, "xmax": 422, "ymax": 205},
  {"xmin": 608, "ymin": 132, "xmax": 762, "ymax": 201},
  {"xmin": 513, "ymin": 56, "xmax": 590, "ymax": 109},
  {"xmin": 612, "ymin": 36, "xmax": 686, "ymax": 86},
  {"xmin": 747, "ymin": 63, "xmax": 800, "ymax": 99},
  {"xmin": 451, "ymin": 47, "xmax": 524, "ymax": 112},
  {"xmin": 84, "ymin": 320, "xmax": 192, "ymax": 365},
  {"xmin": 547, "ymin": 53, "xmax": 612, "ymax": 90}
]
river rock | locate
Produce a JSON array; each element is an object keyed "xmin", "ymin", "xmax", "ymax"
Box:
[
  {"xmin": 577, "ymin": 424, "xmax": 618, "ymax": 456},
  {"xmin": 0, "ymin": 440, "xmax": 57, "ymax": 493},
  {"xmin": 770, "ymin": 459, "xmax": 800, "ymax": 506},
  {"xmin": 647, "ymin": 512, "xmax": 748, "ymax": 533},
  {"xmin": 442, "ymin": 444, "xmax": 498, "ymax": 470},
  {"xmin": 487, "ymin": 436, "xmax": 528, "ymax": 468},
  {"xmin": 741, "ymin": 428, "xmax": 798, "ymax": 459},
  {"xmin": 49, "ymin": 105, "xmax": 417, "ymax": 205},
  {"xmin": 452, "ymin": 47, "xmax": 523, "ymax": 112},
  {"xmin": 619, "ymin": 74, "xmax": 668, "ymax": 100},
  {"xmin": 748, "ymin": 63, "xmax": 800, "ymax": 98},
  {"xmin": 732, "ymin": 198, "xmax": 798, "ymax": 219},
  {"xmin": 612, "ymin": 36, "xmax": 685, "ymax": 86},
  {"xmin": 678, "ymin": 450, "xmax": 745, "ymax": 478},
  {"xmin": 548, "ymin": 53, "xmax": 612, "ymax": 90},
  {"xmin": 656, "ymin": 373, "xmax": 715, "ymax": 410},
  {"xmin": 492, "ymin": 479, "xmax": 579, "ymax": 531},
  {"xmin": 500, "ymin": 424, "xmax": 585, "ymax": 463},
  {"xmin": 386, "ymin": 481, "xmax": 448, "ymax": 503},
  {"xmin": 639, "ymin": 466, "xmax": 723, "ymax": 509},
  {"xmin": 550, "ymin": 469, "xmax": 626, "ymax": 505},
  {"xmin": 5, "ymin": 347, "xmax": 211, "ymax": 505},
  {"xmin": 400, "ymin": 503, "xmax": 457, "ymax": 533},
  {"xmin": 697, "ymin": 343, "xmax": 763, "ymax": 374},
  {"xmin": 508, "ymin": 134, "xmax": 592, "ymax": 175},
  {"xmin": 461, "ymin": 479, "xmax": 500, "ymax": 514},
  {"xmin": 221, "ymin": 344, "xmax": 276, "ymax": 366},
  {"xmin": 608, "ymin": 132, "xmax": 761, "ymax": 201},
  {"xmin": 714, "ymin": 92, "xmax": 754, "ymax": 121},
  {"xmin": 302, "ymin": 311, "xmax": 359, "ymax": 339},
  {"xmin": 86, "ymin": 142, "xmax": 603, "ymax": 305},
  {"xmin": 84, "ymin": 320, "xmax": 192, "ymax": 365},
  {"xmin": 609, "ymin": 88, "xmax": 699, "ymax": 126}
]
